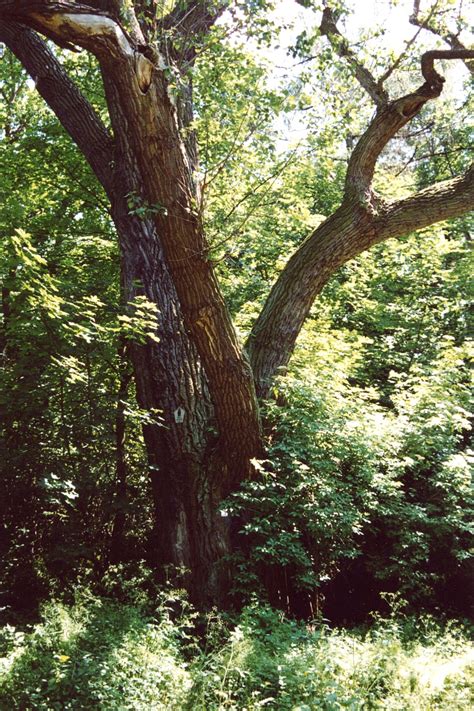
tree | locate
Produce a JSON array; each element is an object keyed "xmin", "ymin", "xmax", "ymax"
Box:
[{"xmin": 0, "ymin": 0, "xmax": 472, "ymax": 606}]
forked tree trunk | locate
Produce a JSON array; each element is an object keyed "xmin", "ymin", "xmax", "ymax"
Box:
[
  {"xmin": 0, "ymin": 10, "xmax": 263, "ymax": 606},
  {"xmin": 1, "ymin": 1, "xmax": 473, "ymax": 609},
  {"xmin": 101, "ymin": 63, "xmax": 264, "ymax": 601}
]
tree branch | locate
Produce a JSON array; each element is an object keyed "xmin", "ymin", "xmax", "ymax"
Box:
[
  {"xmin": 319, "ymin": 6, "xmax": 389, "ymax": 107},
  {"xmin": 410, "ymin": 0, "xmax": 474, "ymax": 75},
  {"xmin": 0, "ymin": 1, "xmax": 134, "ymax": 56},
  {"xmin": 0, "ymin": 19, "xmax": 114, "ymax": 194},
  {"xmin": 247, "ymin": 161, "xmax": 474, "ymax": 398},
  {"xmin": 345, "ymin": 48, "xmax": 474, "ymax": 202},
  {"xmin": 247, "ymin": 45, "xmax": 474, "ymax": 398},
  {"xmin": 120, "ymin": 0, "xmax": 145, "ymax": 44},
  {"xmin": 0, "ymin": 1, "xmax": 156, "ymax": 92},
  {"xmin": 374, "ymin": 163, "xmax": 474, "ymax": 241},
  {"xmin": 160, "ymin": 0, "xmax": 230, "ymax": 36},
  {"xmin": 158, "ymin": 0, "xmax": 231, "ymax": 63}
]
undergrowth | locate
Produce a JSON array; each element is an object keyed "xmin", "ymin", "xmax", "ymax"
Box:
[{"xmin": 0, "ymin": 591, "xmax": 472, "ymax": 710}]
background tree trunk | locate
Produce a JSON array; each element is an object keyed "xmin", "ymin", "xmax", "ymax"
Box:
[{"xmin": 108, "ymin": 336, "xmax": 132, "ymax": 566}]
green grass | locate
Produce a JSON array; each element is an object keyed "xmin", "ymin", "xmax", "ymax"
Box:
[{"xmin": 0, "ymin": 593, "xmax": 472, "ymax": 710}]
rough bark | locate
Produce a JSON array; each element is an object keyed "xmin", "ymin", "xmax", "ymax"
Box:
[
  {"xmin": 100, "ymin": 62, "xmax": 262, "ymax": 464},
  {"xmin": 0, "ymin": 1, "xmax": 261, "ymax": 605},
  {"xmin": 111, "ymin": 200, "xmax": 230, "ymax": 601},
  {"xmin": 104, "ymin": 100, "xmax": 249, "ymax": 602}
]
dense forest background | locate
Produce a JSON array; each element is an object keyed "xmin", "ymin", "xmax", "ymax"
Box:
[{"xmin": 0, "ymin": 0, "xmax": 473, "ymax": 707}]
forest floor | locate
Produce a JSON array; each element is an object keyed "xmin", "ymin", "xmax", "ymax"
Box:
[{"xmin": 0, "ymin": 591, "xmax": 473, "ymax": 709}]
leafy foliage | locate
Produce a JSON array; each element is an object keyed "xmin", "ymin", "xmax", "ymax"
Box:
[
  {"xmin": 0, "ymin": 58, "xmax": 155, "ymax": 613},
  {"xmin": 1, "ymin": 593, "xmax": 473, "ymax": 710},
  {"xmin": 226, "ymin": 225, "xmax": 473, "ymax": 618},
  {"xmin": 0, "ymin": 0, "xmax": 472, "ymax": 631}
]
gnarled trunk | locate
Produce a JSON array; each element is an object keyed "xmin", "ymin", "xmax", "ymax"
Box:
[
  {"xmin": 92, "ymin": 39, "xmax": 265, "ymax": 602},
  {"xmin": 0, "ymin": 8, "xmax": 263, "ymax": 607}
]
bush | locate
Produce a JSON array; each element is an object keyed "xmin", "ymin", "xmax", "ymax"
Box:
[
  {"xmin": 226, "ymin": 334, "xmax": 473, "ymax": 618},
  {"xmin": 188, "ymin": 604, "xmax": 474, "ymax": 710}
]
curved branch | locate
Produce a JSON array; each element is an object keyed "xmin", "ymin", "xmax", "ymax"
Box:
[
  {"xmin": 422, "ymin": 48, "xmax": 474, "ymax": 83},
  {"xmin": 247, "ymin": 162, "xmax": 473, "ymax": 399},
  {"xmin": 410, "ymin": 1, "xmax": 474, "ymax": 75},
  {"xmin": 0, "ymin": 19, "xmax": 114, "ymax": 194},
  {"xmin": 345, "ymin": 48, "xmax": 474, "ymax": 201},
  {"xmin": 247, "ymin": 46, "xmax": 474, "ymax": 398}
]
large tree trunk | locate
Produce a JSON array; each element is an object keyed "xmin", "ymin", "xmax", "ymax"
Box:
[
  {"xmin": 110, "ymin": 189, "xmax": 246, "ymax": 604},
  {"xmin": 100, "ymin": 60, "xmax": 262, "ymax": 461},
  {"xmin": 1, "ymin": 1, "xmax": 472, "ymax": 609},
  {"xmin": 0, "ymin": 10, "xmax": 263, "ymax": 606},
  {"xmin": 94, "ymin": 41, "xmax": 264, "ymax": 602}
]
